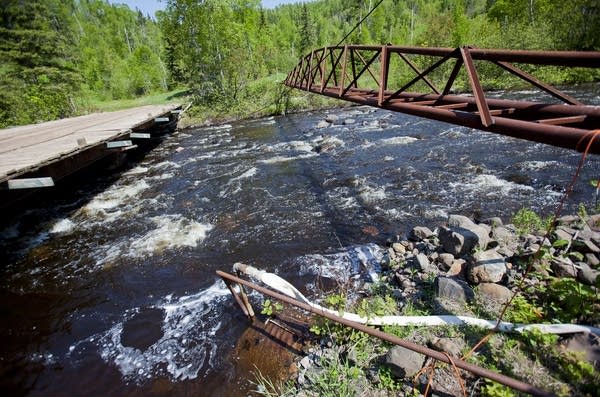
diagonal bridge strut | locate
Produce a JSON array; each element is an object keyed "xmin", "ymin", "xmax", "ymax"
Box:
[{"xmin": 284, "ymin": 45, "xmax": 600, "ymax": 154}]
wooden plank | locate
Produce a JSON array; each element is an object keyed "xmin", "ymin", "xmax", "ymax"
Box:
[
  {"xmin": 0, "ymin": 104, "xmax": 180, "ymax": 182},
  {"xmin": 8, "ymin": 177, "xmax": 54, "ymax": 190}
]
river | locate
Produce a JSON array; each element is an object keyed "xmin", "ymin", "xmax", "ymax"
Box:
[{"xmin": 1, "ymin": 85, "xmax": 599, "ymax": 395}]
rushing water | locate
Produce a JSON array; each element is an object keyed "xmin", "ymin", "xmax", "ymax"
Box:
[{"xmin": 1, "ymin": 86, "xmax": 599, "ymax": 395}]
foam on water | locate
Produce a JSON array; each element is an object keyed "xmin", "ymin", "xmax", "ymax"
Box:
[
  {"xmin": 450, "ymin": 174, "xmax": 534, "ymax": 197},
  {"xmin": 517, "ymin": 160, "xmax": 559, "ymax": 171},
  {"xmin": 297, "ymin": 244, "xmax": 384, "ymax": 283},
  {"xmin": 123, "ymin": 166, "xmax": 149, "ymax": 175},
  {"xmin": 379, "ymin": 136, "xmax": 419, "ymax": 145},
  {"xmin": 50, "ymin": 218, "xmax": 75, "ymax": 234},
  {"xmin": 258, "ymin": 153, "xmax": 317, "ymax": 164},
  {"xmin": 83, "ymin": 180, "xmax": 151, "ymax": 215},
  {"xmin": 70, "ymin": 281, "xmax": 230, "ymax": 382},
  {"xmin": 127, "ymin": 215, "xmax": 213, "ymax": 258}
]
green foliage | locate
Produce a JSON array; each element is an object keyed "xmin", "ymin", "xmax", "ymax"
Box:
[
  {"xmin": 260, "ymin": 299, "xmax": 283, "ymax": 316},
  {"xmin": 504, "ymin": 294, "xmax": 544, "ymax": 324},
  {"xmin": 543, "ymin": 277, "xmax": 600, "ymax": 323},
  {"xmin": 511, "ymin": 208, "xmax": 551, "ymax": 236},
  {"xmin": 305, "ymin": 353, "xmax": 364, "ymax": 397},
  {"xmin": 480, "ymin": 379, "xmax": 517, "ymax": 397},
  {"xmin": 377, "ymin": 366, "xmax": 401, "ymax": 391}
]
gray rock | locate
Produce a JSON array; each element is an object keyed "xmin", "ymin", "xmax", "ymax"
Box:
[
  {"xmin": 585, "ymin": 253, "xmax": 600, "ymax": 267},
  {"xmin": 448, "ymin": 214, "xmax": 490, "ymax": 249},
  {"xmin": 439, "ymin": 226, "xmax": 477, "ymax": 257},
  {"xmin": 557, "ymin": 215, "xmax": 579, "ymax": 225},
  {"xmin": 483, "ymin": 217, "xmax": 503, "ymax": 227},
  {"xmin": 409, "ymin": 226, "xmax": 434, "ymax": 241},
  {"xmin": 428, "ymin": 337, "xmax": 464, "ymax": 358},
  {"xmin": 550, "ymin": 257, "xmax": 577, "ymax": 278},
  {"xmin": 324, "ymin": 114, "xmax": 338, "ymax": 123},
  {"xmin": 447, "ymin": 259, "xmax": 466, "ymax": 277},
  {"xmin": 392, "ymin": 243, "xmax": 406, "ymax": 255},
  {"xmin": 343, "ymin": 118, "xmax": 355, "ymax": 125},
  {"xmin": 467, "ymin": 250, "xmax": 506, "ymax": 284},
  {"xmin": 316, "ymin": 120, "xmax": 329, "ymax": 129},
  {"xmin": 476, "ymin": 283, "xmax": 513, "ymax": 303},
  {"xmin": 577, "ymin": 262, "xmax": 600, "ymax": 286},
  {"xmin": 385, "ymin": 346, "xmax": 426, "ymax": 379},
  {"xmin": 573, "ymin": 239, "xmax": 600, "ymax": 253},
  {"xmin": 438, "ymin": 253, "xmax": 455, "ymax": 270},
  {"xmin": 554, "ymin": 228, "xmax": 574, "ymax": 244},
  {"xmin": 414, "ymin": 253, "xmax": 433, "ymax": 272},
  {"xmin": 436, "ymin": 276, "xmax": 474, "ymax": 303}
]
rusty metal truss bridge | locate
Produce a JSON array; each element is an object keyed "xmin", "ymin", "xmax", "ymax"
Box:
[{"xmin": 284, "ymin": 45, "xmax": 600, "ymax": 154}]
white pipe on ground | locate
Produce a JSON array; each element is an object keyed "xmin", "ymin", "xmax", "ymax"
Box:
[{"xmin": 233, "ymin": 262, "xmax": 600, "ymax": 336}]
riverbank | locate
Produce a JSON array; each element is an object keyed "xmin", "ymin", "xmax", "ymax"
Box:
[{"xmin": 256, "ymin": 210, "xmax": 600, "ymax": 396}]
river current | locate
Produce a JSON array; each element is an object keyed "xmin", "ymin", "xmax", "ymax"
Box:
[{"xmin": 1, "ymin": 86, "xmax": 599, "ymax": 395}]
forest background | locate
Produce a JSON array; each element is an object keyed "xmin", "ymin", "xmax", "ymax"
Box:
[{"xmin": 1, "ymin": 0, "xmax": 599, "ymax": 128}]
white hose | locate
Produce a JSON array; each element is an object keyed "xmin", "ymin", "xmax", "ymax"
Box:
[{"xmin": 233, "ymin": 263, "xmax": 600, "ymax": 336}]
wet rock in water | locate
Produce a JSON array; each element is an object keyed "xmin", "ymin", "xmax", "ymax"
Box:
[
  {"xmin": 120, "ymin": 307, "xmax": 165, "ymax": 351},
  {"xmin": 409, "ymin": 226, "xmax": 434, "ymax": 241},
  {"xmin": 476, "ymin": 283, "xmax": 513, "ymax": 303},
  {"xmin": 385, "ymin": 346, "xmax": 426, "ymax": 378},
  {"xmin": 324, "ymin": 114, "xmax": 338, "ymax": 123},
  {"xmin": 343, "ymin": 118, "xmax": 356, "ymax": 125},
  {"xmin": 316, "ymin": 120, "xmax": 329, "ymax": 129},
  {"xmin": 438, "ymin": 226, "xmax": 477, "ymax": 257},
  {"xmin": 435, "ymin": 276, "xmax": 474, "ymax": 303},
  {"xmin": 467, "ymin": 249, "xmax": 506, "ymax": 284}
]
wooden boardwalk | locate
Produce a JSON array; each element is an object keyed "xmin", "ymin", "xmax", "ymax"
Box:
[{"xmin": 0, "ymin": 104, "xmax": 180, "ymax": 185}]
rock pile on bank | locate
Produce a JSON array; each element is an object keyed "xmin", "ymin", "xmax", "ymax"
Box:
[{"xmin": 291, "ymin": 212, "xmax": 600, "ymax": 396}]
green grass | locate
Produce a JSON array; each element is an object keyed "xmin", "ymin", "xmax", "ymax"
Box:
[{"xmin": 76, "ymin": 88, "xmax": 191, "ymax": 113}]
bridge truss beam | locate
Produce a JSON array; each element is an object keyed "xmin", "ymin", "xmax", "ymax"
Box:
[{"xmin": 284, "ymin": 45, "xmax": 600, "ymax": 154}]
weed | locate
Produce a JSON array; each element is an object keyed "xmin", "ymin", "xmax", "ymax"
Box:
[
  {"xmin": 260, "ymin": 299, "xmax": 283, "ymax": 316},
  {"xmin": 512, "ymin": 208, "xmax": 551, "ymax": 236},
  {"xmin": 378, "ymin": 366, "xmax": 402, "ymax": 391},
  {"xmin": 480, "ymin": 379, "xmax": 517, "ymax": 397},
  {"xmin": 251, "ymin": 367, "xmax": 296, "ymax": 397},
  {"xmin": 504, "ymin": 294, "xmax": 544, "ymax": 324}
]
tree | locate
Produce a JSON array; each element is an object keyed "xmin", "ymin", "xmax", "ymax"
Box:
[{"xmin": 0, "ymin": 0, "xmax": 80, "ymax": 127}]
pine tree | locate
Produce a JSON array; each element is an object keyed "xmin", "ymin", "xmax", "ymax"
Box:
[{"xmin": 0, "ymin": 0, "xmax": 80, "ymax": 127}]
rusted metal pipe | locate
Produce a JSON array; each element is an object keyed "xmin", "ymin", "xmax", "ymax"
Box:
[{"xmin": 216, "ymin": 270, "xmax": 554, "ymax": 397}]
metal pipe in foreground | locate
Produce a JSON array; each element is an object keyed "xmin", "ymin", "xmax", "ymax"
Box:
[{"xmin": 216, "ymin": 270, "xmax": 554, "ymax": 397}]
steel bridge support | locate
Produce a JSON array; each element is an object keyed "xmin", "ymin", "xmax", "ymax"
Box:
[{"xmin": 285, "ymin": 45, "xmax": 600, "ymax": 154}]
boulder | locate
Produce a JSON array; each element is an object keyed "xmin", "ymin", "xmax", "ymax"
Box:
[
  {"xmin": 436, "ymin": 276, "xmax": 474, "ymax": 303},
  {"xmin": 476, "ymin": 283, "xmax": 513, "ymax": 303},
  {"xmin": 573, "ymin": 239, "xmax": 600, "ymax": 254},
  {"xmin": 438, "ymin": 253, "xmax": 454, "ymax": 270},
  {"xmin": 550, "ymin": 257, "xmax": 577, "ymax": 278},
  {"xmin": 448, "ymin": 215, "xmax": 490, "ymax": 249},
  {"xmin": 385, "ymin": 346, "xmax": 426, "ymax": 379},
  {"xmin": 467, "ymin": 249, "xmax": 506, "ymax": 284},
  {"xmin": 446, "ymin": 259, "xmax": 466, "ymax": 277},
  {"xmin": 391, "ymin": 243, "xmax": 406, "ymax": 255},
  {"xmin": 439, "ymin": 226, "xmax": 477, "ymax": 257},
  {"xmin": 577, "ymin": 262, "xmax": 600, "ymax": 286},
  {"xmin": 428, "ymin": 337, "xmax": 464, "ymax": 358},
  {"xmin": 414, "ymin": 253, "xmax": 435, "ymax": 273},
  {"xmin": 324, "ymin": 114, "xmax": 338, "ymax": 123},
  {"xmin": 585, "ymin": 253, "xmax": 600, "ymax": 267},
  {"xmin": 316, "ymin": 120, "xmax": 329, "ymax": 129},
  {"xmin": 409, "ymin": 226, "xmax": 434, "ymax": 241}
]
